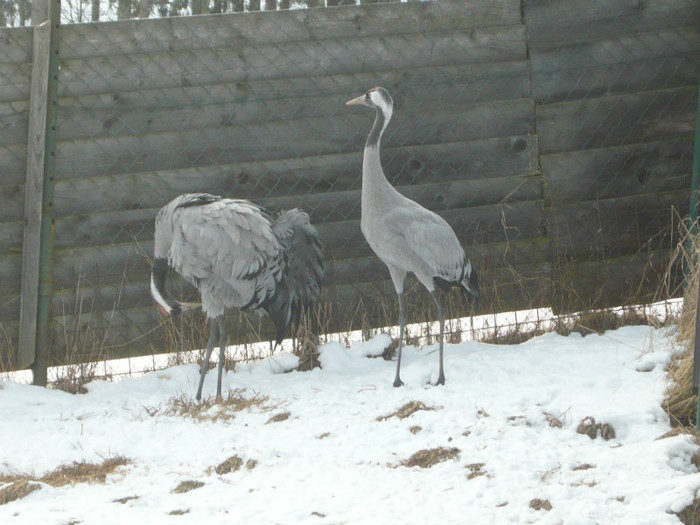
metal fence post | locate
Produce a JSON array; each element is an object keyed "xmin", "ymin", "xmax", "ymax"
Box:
[{"xmin": 692, "ymin": 77, "xmax": 700, "ymax": 429}]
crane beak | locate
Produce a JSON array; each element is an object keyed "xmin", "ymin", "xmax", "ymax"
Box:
[{"xmin": 346, "ymin": 94, "xmax": 369, "ymax": 107}]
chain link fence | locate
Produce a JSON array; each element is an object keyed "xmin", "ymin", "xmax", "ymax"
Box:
[{"xmin": 1, "ymin": 0, "xmax": 699, "ymax": 374}]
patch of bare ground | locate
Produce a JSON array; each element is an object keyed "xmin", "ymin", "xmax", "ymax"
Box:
[
  {"xmin": 401, "ymin": 447, "xmax": 460, "ymax": 468},
  {"xmin": 377, "ymin": 401, "xmax": 438, "ymax": 421},
  {"xmin": 169, "ymin": 508, "xmax": 190, "ymax": 515}
]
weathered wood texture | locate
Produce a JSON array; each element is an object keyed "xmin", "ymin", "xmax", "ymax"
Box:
[{"xmin": 1, "ymin": 0, "xmax": 699, "ymax": 369}]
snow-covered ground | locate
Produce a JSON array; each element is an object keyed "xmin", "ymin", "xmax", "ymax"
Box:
[{"xmin": 1, "ymin": 325, "xmax": 699, "ymax": 524}]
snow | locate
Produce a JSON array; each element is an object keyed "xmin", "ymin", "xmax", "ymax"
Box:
[{"xmin": 1, "ymin": 325, "xmax": 699, "ymax": 524}]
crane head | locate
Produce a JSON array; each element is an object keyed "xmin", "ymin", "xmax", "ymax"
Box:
[{"xmin": 346, "ymin": 86, "xmax": 393, "ymax": 115}]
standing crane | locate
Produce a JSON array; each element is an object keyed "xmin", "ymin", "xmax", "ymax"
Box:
[
  {"xmin": 346, "ymin": 87, "xmax": 479, "ymax": 387},
  {"xmin": 151, "ymin": 193, "xmax": 323, "ymax": 400}
]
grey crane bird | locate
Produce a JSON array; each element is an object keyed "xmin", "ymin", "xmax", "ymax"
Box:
[
  {"xmin": 151, "ymin": 193, "xmax": 323, "ymax": 400},
  {"xmin": 347, "ymin": 87, "xmax": 479, "ymax": 387}
]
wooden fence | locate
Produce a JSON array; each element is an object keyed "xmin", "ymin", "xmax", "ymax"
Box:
[{"xmin": 1, "ymin": 0, "xmax": 699, "ymax": 372}]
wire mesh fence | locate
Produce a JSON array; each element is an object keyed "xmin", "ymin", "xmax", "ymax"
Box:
[{"xmin": 0, "ymin": 0, "xmax": 699, "ymax": 373}]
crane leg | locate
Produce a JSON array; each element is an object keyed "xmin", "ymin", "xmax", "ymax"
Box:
[
  {"xmin": 393, "ymin": 292, "xmax": 406, "ymax": 387},
  {"xmin": 431, "ymin": 291, "xmax": 446, "ymax": 386},
  {"xmin": 196, "ymin": 318, "xmax": 219, "ymax": 401},
  {"xmin": 215, "ymin": 316, "xmax": 227, "ymax": 402}
]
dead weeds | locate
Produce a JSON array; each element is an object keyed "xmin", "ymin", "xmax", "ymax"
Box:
[
  {"xmin": 171, "ymin": 480, "xmax": 204, "ymax": 494},
  {"xmin": 401, "ymin": 447, "xmax": 460, "ymax": 468},
  {"xmin": 576, "ymin": 417, "xmax": 616, "ymax": 441},
  {"xmin": 0, "ymin": 456, "xmax": 129, "ymax": 505},
  {"xmin": 160, "ymin": 388, "xmax": 269, "ymax": 422},
  {"xmin": 0, "ymin": 480, "xmax": 41, "ymax": 505},
  {"xmin": 377, "ymin": 401, "xmax": 438, "ymax": 421}
]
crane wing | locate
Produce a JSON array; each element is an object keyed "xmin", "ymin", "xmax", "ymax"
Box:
[
  {"xmin": 169, "ymin": 198, "xmax": 282, "ymax": 291},
  {"xmin": 383, "ymin": 202, "xmax": 468, "ymax": 280}
]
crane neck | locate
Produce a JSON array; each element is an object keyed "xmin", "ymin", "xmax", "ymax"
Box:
[
  {"xmin": 365, "ymin": 106, "xmax": 391, "ymax": 149},
  {"xmin": 362, "ymin": 107, "xmax": 395, "ymax": 199}
]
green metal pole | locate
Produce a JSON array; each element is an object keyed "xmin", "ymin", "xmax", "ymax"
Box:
[
  {"xmin": 32, "ymin": 0, "xmax": 60, "ymax": 386},
  {"xmin": 691, "ymin": 77, "xmax": 700, "ymax": 429}
]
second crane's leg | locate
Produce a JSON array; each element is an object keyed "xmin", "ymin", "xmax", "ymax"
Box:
[
  {"xmin": 216, "ymin": 316, "xmax": 227, "ymax": 402},
  {"xmin": 393, "ymin": 292, "xmax": 406, "ymax": 388},
  {"xmin": 196, "ymin": 318, "xmax": 219, "ymax": 401},
  {"xmin": 431, "ymin": 291, "xmax": 446, "ymax": 386}
]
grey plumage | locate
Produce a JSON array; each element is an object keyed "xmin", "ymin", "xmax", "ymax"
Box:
[
  {"xmin": 151, "ymin": 193, "xmax": 323, "ymax": 400},
  {"xmin": 347, "ymin": 87, "xmax": 479, "ymax": 387}
]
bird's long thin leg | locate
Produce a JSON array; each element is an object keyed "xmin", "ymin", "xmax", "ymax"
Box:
[
  {"xmin": 216, "ymin": 316, "xmax": 227, "ymax": 402},
  {"xmin": 393, "ymin": 292, "xmax": 406, "ymax": 388},
  {"xmin": 431, "ymin": 291, "xmax": 446, "ymax": 386},
  {"xmin": 196, "ymin": 319, "xmax": 219, "ymax": 401}
]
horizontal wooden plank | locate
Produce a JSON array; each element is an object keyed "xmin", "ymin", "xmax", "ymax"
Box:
[
  {"xmin": 0, "ymin": 26, "xmax": 32, "ymax": 65},
  {"xmin": 48, "ymin": 199, "xmax": 544, "ymax": 288},
  {"xmin": 0, "ymin": 100, "xmax": 30, "ymax": 147},
  {"xmin": 532, "ymin": 47, "xmax": 700, "ymax": 104},
  {"xmin": 46, "ymin": 60, "xmax": 530, "ymax": 143},
  {"xmin": 51, "ymin": 172, "xmax": 541, "ymax": 249},
  {"xmin": 52, "ymin": 97, "xmax": 534, "ymax": 179},
  {"xmin": 536, "ymin": 85, "xmax": 698, "ymax": 154},
  {"xmin": 530, "ymin": 27, "xmax": 700, "ymax": 103},
  {"xmin": 0, "ymin": 184, "xmax": 25, "ymax": 223},
  {"xmin": 21, "ymin": 237, "xmax": 550, "ymax": 324},
  {"xmin": 57, "ymin": 26, "xmax": 527, "ymax": 97},
  {"xmin": 59, "ymin": 1, "xmax": 521, "ymax": 60},
  {"xmin": 0, "ymin": 221, "xmax": 22, "ymax": 250},
  {"xmin": 550, "ymin": 249, "xmax": 679, "ymax": 314},
  {"xmin": 0, "ymin": 145, "xmax": 27, "ymax": 185},
  {"xmin": 546, "ymin": 189, "xmax": 688, "ymax": 257},
  {"xmin": 542, "ymin": 138, "xmax": 693, "ymax": 203},
  {"xmin": 0, "ymin": 62, "xmax": 31, "ymax": 103},
  {"xmin": 44, "ymin": 135, "xmax": 537, "ymax": 219},
  {"xmin": 525, "ymin": 0, "xmax": 700, "ymax": 50}
]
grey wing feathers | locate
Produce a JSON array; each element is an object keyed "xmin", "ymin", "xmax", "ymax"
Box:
[
  {"xmin": 167, "ymin": 194, "xmax": 283, "ymax": 316},
  {"xmin": 264, "ymin": 209, "xmax": 324, "ymax": 345},
  {"xmin": 384, "ymin": 204, "xmax": 468, "ymax": 278}
]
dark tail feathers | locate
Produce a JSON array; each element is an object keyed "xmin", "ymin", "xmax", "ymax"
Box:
[{"xmin": 262, "ymin": 209, "xmax": 324, "ymax": 346}]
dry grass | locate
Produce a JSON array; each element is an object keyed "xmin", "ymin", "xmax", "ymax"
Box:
[
  {"xmin": 377, "ymin": 401, "xmax": 437, "ymax": 421},
  {"xmin": 40, "ymin": 456, "xmax": 129, "ymax": 487},
  {"xmin": 159, "ymin": 388, "xmax": 269, "ymax": 422},
  {"xmin": 465, "ymin": 463, "xmax": 487, "ymax": 480},
  {"xmin": 266, "ymin": 411, "xmax": 291, "ymax": 424},
  {"xmin": 214, "ymin": 456, "xmax": 244, "ymax": 475},
  {"xmin": 529, "ymin": 498, "xmax": 552, "ymax": 511},
  {"xmin": 0, "ymin": 480, "xmax": 41, "ymax": 506},
  {"xmin": 0, "ymin": 456, "xmax": 129, "ymax": 505},
  {"xmin": 401, "ymin": 447, "xmax": 460, "ymax": 468},
  {"xmin": 171, "ymin": 480, "xmax": 204, "ymax": 494}
]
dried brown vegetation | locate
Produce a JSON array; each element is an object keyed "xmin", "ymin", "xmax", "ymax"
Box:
[
  {"xmin": 401, "ymin": 447, "xmax": 460, "ymax": 468},
  {"xmin": 0, "ymin": 456, "xmax": 129, "ymax": 505},
  {"xmin": 377, "ymin": 401, "xmax": 437, "ymax": 421}
]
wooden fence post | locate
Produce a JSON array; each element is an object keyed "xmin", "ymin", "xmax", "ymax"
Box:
[
  {"xmin": 18, "ymin": 20, "xmax": 52, "ymax": 373},
  {"xmin": 18, "ymin": 0, "xmax": 60, "ymax": 385}
]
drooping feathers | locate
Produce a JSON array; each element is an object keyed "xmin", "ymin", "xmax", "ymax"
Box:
[{"xmin": 151, "ymin": 193, "xmax": 323, "ymax": 399}]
